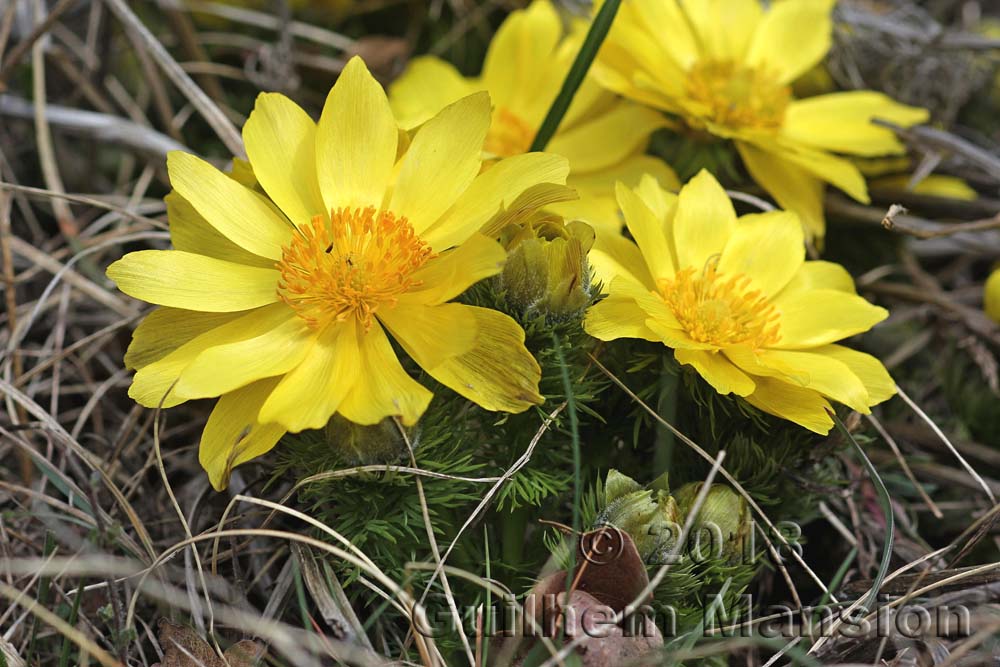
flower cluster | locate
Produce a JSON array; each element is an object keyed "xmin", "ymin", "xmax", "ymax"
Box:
[{"xmin": 108, "ymin": 0, "xmax": 921, "ymax": 488}]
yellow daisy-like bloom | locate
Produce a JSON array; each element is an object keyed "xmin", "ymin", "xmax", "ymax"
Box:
[
  {"xmin": 593, "ymin": 0, "xmax": 929, "ymax": 241},
  {"xmin": 387, "ymin": 0, "xmax": 679, "ymax": 233},
  {"xmin": 584, "ymin": 170, "xmax": 895, "ymax": 434},
  {"xmin": 107, "ymin": 57, "xmax": 567, "ymax": 490}
]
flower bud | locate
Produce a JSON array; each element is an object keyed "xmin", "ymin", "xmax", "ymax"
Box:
[
  {"xmin": 673, "ymin": 483, "xmax": 751, "ymax": 564},
  {"xmin": 498, "ymin": 214, "xmax": 595, "ymax": 319},
  {"xmin": 595, "ymin": 470, "xmax": 682, "ymax": 564},
  {"xmin": 323, "ymin": 414, "xmax": 407, "ymax": 465}
]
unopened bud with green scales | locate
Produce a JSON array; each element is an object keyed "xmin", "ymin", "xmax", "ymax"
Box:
[
  {"xmin": 594, "ymin": 469, "xmax": 682, "ymax": 565},
  {"xmin": 497, "ymin": 212, "xmax": 595, "ymax": 319},
  {"xmin": 672, "ymin": 482, "xmax": 752, "ymax": 565},
  {"xmin": 322, "ymin": 414, "xmax": 408, "ymax": 466}
]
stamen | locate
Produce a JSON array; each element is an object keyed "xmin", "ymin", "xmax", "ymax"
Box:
[
  {"xmin": 485, "ymin": 107, "xmax": 535, "ymax": 157},
  {"xmin": 659, "ymin": 258, "xmax": 781, "ymax": 349},
  {"xmin": 685, "ymin": 60, "xmax": 791, "ymax": 131},
  {"xmin": 276, "ymin": 207, "xmax": 434, "ymax": 330}
]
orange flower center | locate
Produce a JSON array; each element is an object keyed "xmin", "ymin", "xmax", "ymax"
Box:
[
  {"xmin": 276, "ymin": 207, "xmax": 434, "ymax": 330},
  {"xmin": 685, "ymin": 60, "xmax": 790, "ymax": 131},
  {"xmin": 484, "ymin": 107, "xmax": 535, "ymax": 157},
  {"xmin": 659, "ymin": 260, "xmax": 780, "ymax": 348}
]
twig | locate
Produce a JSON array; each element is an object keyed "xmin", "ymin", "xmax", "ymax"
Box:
[
  {"xmin": 874, "ymin": 118, "xmax": 1000, "ymax": 179},
  {"xmin": 0, "ymin": 94, "xmax": 190, "ymax": 158},
  {"xmin": 101, "ymin": 0, "xmax": 244, "ymax": 157},
  {"xmin": 175, "ymin": 0, "xmax": 355, "ymax": 51},
  {"xmin": 31, "ymin": 0, "xmax": 76, "ymax": 239},
  {"xmin": 896, "ymin": 384, "xmax": 997, "ymax": 505},
  {"xmin": 0, "ymin": 0, "xmax": 78, "ymax": 86},
  {"xmin": 882, "ymin": 204, "xmax": 1000, "ymax": 240},
  {"xmin": 395, "ymin": 418, "xmax": 473, "ymax": 667},
  {"xmin": 865, "ymin": 413, "xmax": 943, "ymax": 519}
]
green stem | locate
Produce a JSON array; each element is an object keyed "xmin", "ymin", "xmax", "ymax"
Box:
[
  {"xmin": 528, "ymin": 0, "xmax": 622, "ymax": 152},
  {"xmin": 501, "ymin": 506, "xmax": 529, "ymax": 569},
  {"xmin": 831, "ymin": 411, "xmax": 894, "ymax": 618},
  {"xmin": 654, "ymin": 359, "xmax": 678, "ymax": 477},
  {"xmin": 552, "ymin": 330, "xmax": 581, "ymax": 645}
]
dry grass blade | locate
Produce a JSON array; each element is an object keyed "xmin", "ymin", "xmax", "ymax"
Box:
[{"xmin": 101, "ymin": 0, "xmax": 244, "ymax": 156}]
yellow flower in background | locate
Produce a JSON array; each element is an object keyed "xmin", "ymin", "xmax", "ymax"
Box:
[
  {"xmin": 986, "ymin": 269, "xmax": 1000, "ymax": 324},
  {"xmin": 108, "ymin": 57, "xmax": 564, "ymax": 490},
  {"xmin": 584, "ymin": 170, "xmax": 895, "ymax": 434},
  {"xmin": 388, "ymin": 0, "xmax": 679, "ymax": 233},
  {"xmin": 593, "ymin": 0, "xmax": 929, "ymax": 241}
]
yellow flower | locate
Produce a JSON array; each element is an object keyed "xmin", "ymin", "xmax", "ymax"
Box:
[
  {"xmin": 107, "ymin": 57, "xmax": 566, "ymax": 490},
  {"xmin": 593, "ymin": 0, "xmax": 929, "ymax": 241},
  {"xmin": 986, "ymin": 269, "xmax": 1000, "ymax": 324},
  {"xmin": 584, "ymin": 170, "xmax": 895, "ymax": 434},
  {"xmin": 387, "ymin": 0, "xmax": 678, "ymax": 233}
]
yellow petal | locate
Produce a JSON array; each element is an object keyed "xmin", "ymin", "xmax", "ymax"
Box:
[
  {"xmin": 391, "ymin": 92, "xmax": 489, "ymax": 234},
  {"xmin": 389, "ymin": 55, "xmax": 481, "ymax": 129},
  {"xmin": 200, "ymin": 377, "xmax": 286, "ymax": 491},
  {"xmin": 584, "ymin": 294, "xmax": 661, "ymax": 342},
  {"xmin": 556, "ymin": 157, "xmax": 680, "ymax": 234},
  {"xmin": 128, "ymin": 304, "xmax": 290, "ymax": 408},
  {"xmin": 107, "ymin": 250, "xmax": 279, "ymax": 312},
  {"xmin": 635, "ymin": 171, "xmax": 680, "ymax": 217},
  {"xmin": 546, "ymin": 103, "xmax": 666, "ymax": 172},
  {"xmin": 815, "ymin": 344, "xmax": 896, "ymax": 406},
  {"xmin": 588, "ymin": 233, "xmax": 654, "ymax": 290},
  {"xmin": 987, "ymin": 269, "xmax": 1000, "ymax": 324},
  {"xmin": 417, "ymin": 305, "xmax": 542, "ymax": 413},
  {"xmin": 874, "ymin": 174, "xmax": 978, "ymax": 201},
  {"xmin": 615, "ymin": 276, "xmax": 682, "ymax": 330},
  {"xmin": 400, "ymin": 233, "xmax": 506, "ymax": 305},
  {"xmin": 676, "ymin": 349, "xmax": 755, "ymax": 396},
  {"xmin": 684, "ymin": 0, "xmax": 762, "ymax": 62},
  {"xmin": 547, "ymin": 195, "xmax": 622, "ymax": 236},
  {"xmin": 784, "ymin": 92, "xmax": 929, "ymax": 156},
  {"xmin": 671, "ymin": 169, "xmax": 736, "ymax": 269},
  {"xmin": 630, "ymin": 0, "xmax": 700, "ymax": 69},
  {"xmin": 378, "ymin": 302, "xmax": 477, "ymax": 369},
  {"xmin": 167, "ymin": 152, "xmax": 293, "ymax": 259},
  {"xmin": 646, "ymin": 318, "xmax": 717, "ymax": 351},
  {"xmin": 753, "ymin": 349, "xmax": 870, "ymax": 413},
  {"xmin": 616, "ymin": 181, "xmax": 676, "ymax": 281},
  {"xmin": 167, "ymin": 192, "xmax": 274, "ymax": 268},
  {"xmin": 337, "ymin": 321, "xmax": 432, "ymax": 426},
  {"xmin": 777, "ymin": 261, "xmax": 857, "ymax": 300},
  {"xmin": 718, "ymin": 210, "xmax": 804, "ymax": 297},
  {"xmin": 125, "ymin": 308, "xmax": 237, "ymax": 370},
  {"xmin": 480, "ymin": 183, "xmax": 578, "ymax": 238},
  {"xmin": 737, "ymin": 141, "xmax": 826, "ymax": 240},
  {"xmin": 243, "ymin": 92, "xmax": 326, "ymax": 228},
  {"xmin": 745, "ymin": 0, "xmax": 836, "ymax": 84},
  {"xmin": 482, "ymin": 0, "xmax": 562, "ymax": 109},
  {"xmin": 316, "ymin": 56, "xmax": 398, "ymax": 211},
  {"xmin": 724, "ymin": 343, "xmax": 809, "ymax": 386},
  {"xmin": 423, "ymin": 152, "xmax": 569, "ymax": 250},
  {"xmin": 744, "ymin": 376, "xmax": 834, "ymax": 434},
  {"xmin": 774, "ymin": 289, "xmax": 888, "ymax": 349},
  {"xmin": 258, "ymin": 321, "xmax": 361, "ymax": 431},
  {"xmin": 175, "ymin": 312, "xmax": 313, "ymax": 398},
  {"xmin": 773, "ymin": 140, "xmax": 870, "ymax": 203}
]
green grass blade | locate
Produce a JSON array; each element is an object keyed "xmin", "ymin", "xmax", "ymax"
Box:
[
  {"xmin": 528, "ymin": 0, "xmax": 622, "ymax": 152},
  {"xmin": 831, "ymin": 411, "xmax": 894, "ymax": 616}
]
